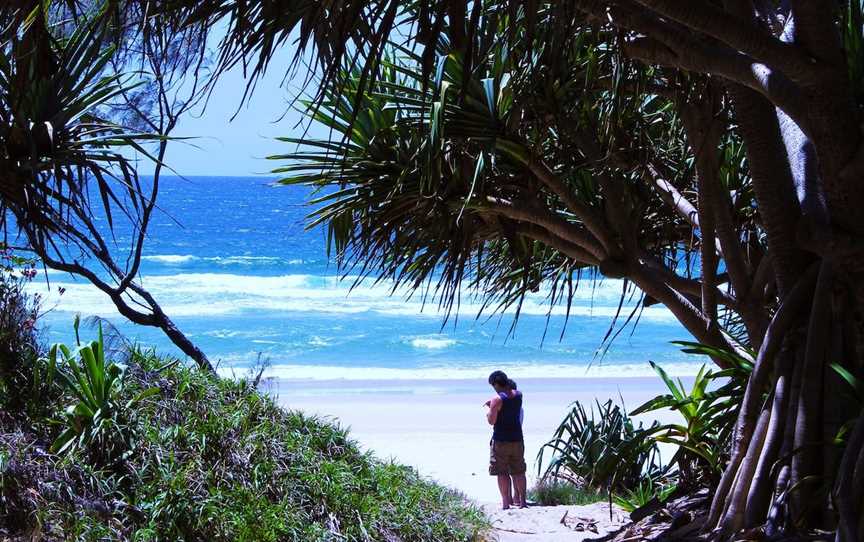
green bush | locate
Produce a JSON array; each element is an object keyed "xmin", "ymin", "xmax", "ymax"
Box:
[
  {"xmin": 631, "ymin": 342, "xmax": 752, "ymax": 487},
  {"xmin": 538, "ymin": 341, "xmax": 751, "ymax": 514},
  {"xmin": 0, "ymin": 256, "xmax": 51, "ymax": 419},
  {"xmin": 49, "ymin": 323, "xmax": 158, "ymax": 466},
  {"xmin": 537, "ymin": 398, "xmax": 661, "ymax": 491},
  {"xmin": 612, "ymin": 479, "xmax": 676, "ymax": 513},
  {"xmin": 0, "ymin": 334, "xmax": 488, "ymax": 541},
  {"xmin": 528, "ymin": 479, "xmax": 605, "ymax": 506}
]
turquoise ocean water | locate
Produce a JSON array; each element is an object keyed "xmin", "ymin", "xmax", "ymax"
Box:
[{"xmin": 32, "ymin": 176, "xmax": 701, "ymax": 380}]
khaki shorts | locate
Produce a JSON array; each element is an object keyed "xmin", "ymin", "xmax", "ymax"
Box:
[{"xmin": 489, "ymin": 440, "xmax": 526, "ymax": 475}]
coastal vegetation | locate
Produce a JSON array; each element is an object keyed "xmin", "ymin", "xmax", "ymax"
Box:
[
  {"xmin": 0, "ymin": 269, "xmax": 486, "ymax": 541},
  {"xmin": 536, "ymin": 343, "xmax": 750, "ymax": 519},
  {"xmin": 261, "ymin": 2, "xmax": 864, "ymax": 540},
  {"xmin": 527, "ymin": 479, "xmax": 605, "ymax": 507},
  {"xmin": 538, "ymin": 398, "xmax": 662, "ymax": 494},
  {"xmin": 3, "ymin": 0, "xmax": 864, "ymax": 540},
  {"xmin": 0, "ymin": 2, "xmax": 212, "ymax": 370}
]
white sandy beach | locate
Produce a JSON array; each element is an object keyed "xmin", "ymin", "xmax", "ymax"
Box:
[{"xmin": 268, "ymin": 376, "xmax": 685, "ymax": 503}]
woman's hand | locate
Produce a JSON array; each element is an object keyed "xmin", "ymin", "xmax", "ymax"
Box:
[{"xmin": 486, "ymin": 396, "xmax": 503, "ymax": 425}]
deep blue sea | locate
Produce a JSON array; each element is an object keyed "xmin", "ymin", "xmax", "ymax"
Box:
[{"xmin": 33, "ymin": 176, "xmax": 700, "ymax": 379}]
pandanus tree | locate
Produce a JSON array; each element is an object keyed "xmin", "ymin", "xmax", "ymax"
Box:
[
  {"xmin": 165, "ymin": 0, "xmax": 864, "ymax": 538},
  {"xmin": 0, "ymin": 2, "xmax": 213, "ymax": 370}
]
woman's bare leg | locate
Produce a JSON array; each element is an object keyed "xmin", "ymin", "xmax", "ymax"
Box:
[
  {"xmin": 512, "ymin": 474, "xmax": 528, "ymax": 507},
  {"xmin": 497, "ymin": 474, "xmax": 513, "ymax": 509}
]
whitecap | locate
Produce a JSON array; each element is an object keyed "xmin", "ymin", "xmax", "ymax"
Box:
[
  {"xmin": 408, "ymin": 336, "xmax": 456, "ymax": 349},
  {"xmin": 212, "ymin": 256, "xmax": 282, "ymax": 265},
  {"xmin": 142, "ymin": 254, "xmax": 197, "ymax": 264},
  {"xmin": 308, "ymin": 336, "xmax": 332, "ymax": 347},
  {"xmin": 27, "ymin": 272, "xmax": 679, "ymax": 323}
]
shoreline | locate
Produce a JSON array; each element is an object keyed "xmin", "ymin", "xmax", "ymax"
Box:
[
  {"xmin": 268, "ymin": 376, "xmax": 685, "ymax": 502},
  {"xmin": 217, "ymin": 361, "xmax": 706, "ymax": 382}
]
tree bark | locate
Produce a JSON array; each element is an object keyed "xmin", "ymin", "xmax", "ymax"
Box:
[
  {"xmin": 727, "ymin": 84, "xmax": 804, "ymax": 297},
  {"xmin": 790, "ymin": 262, "xmax": 833, "ymax": 522}
]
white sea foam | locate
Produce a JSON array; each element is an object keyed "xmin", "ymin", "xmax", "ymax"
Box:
[
  {"xmin": 216, "ymin": 361, "xmax": 705, "ymax": 381},
  {"xmin": 308, "ymin": 336, "xmax": 332, "ymax": 347},
  {"xmin": 212, "ymin": 256, "xmax": 282, "ymax": 265},
  {"xmin": 29, "ymin": 271, "xmax": 677, "ymax": 322},
  {"xmin": 143, "ymin": 254, "xmax": 285, "ymax": 266},
  {"xmin": 408, "ymin": 336, "xmax": 457, "ymax": 349},
  {"xmin": 142, "ymin": 254, "xmax": 197, "ymax": 264}
]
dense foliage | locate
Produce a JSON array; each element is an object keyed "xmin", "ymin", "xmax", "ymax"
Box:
[
  {"xmin": 537, "ymin": 398, "xmax": 662, "ymax": 493},
  {"xmin": 0, "ymin": 2, "xmax": 213, "ymax": 369},
  {"xmin": 0, "ymin": 312, "xmax": 486, "ymax": 540},
  {"xmin": 534, "ymin": 342, "xmax": 753, "ymax": 518},
  {"xmin": 260, "ymin": 3, "xmax": 864, "ymax": 538}
]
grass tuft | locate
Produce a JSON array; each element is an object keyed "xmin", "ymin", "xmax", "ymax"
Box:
[{"xmin": 528, "ymin": 479, "xmax": 606, "ymax": 506}]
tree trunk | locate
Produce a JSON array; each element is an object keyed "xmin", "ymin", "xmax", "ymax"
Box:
[
  {"xmin": 159, "ymin": 314, "xmax": 214, "ymax": 373},
  {"xmin": 709, "ymin": 63, "xmax": 863, "ymax": 542}
]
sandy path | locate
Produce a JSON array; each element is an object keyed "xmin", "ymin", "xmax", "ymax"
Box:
[
  {"xmin": 272, "ymin": 377, "xmax": 664, "ymax": 540},
  {"xmin": 481, "ymin": 502, "xmax": 629, "ymax": 541},
  {"xmin": 271, "ymin": 376, "xmax": 678, "ymax": 501}
]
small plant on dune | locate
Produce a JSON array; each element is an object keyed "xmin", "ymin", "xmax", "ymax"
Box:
[
  {"xmin": 613, "ymin": 479, "xmax": 677, "ymax": 513},
  {"xmin": 529, "ymin": 479, "xmax": 605, "ymax": 506},
  {"xmin": 49, "ymin": 321, "xmax": 158, "ymax": 465},
  {"xmin": 537, "ymin": 398, "xmax": 662, "ymax": 493}
]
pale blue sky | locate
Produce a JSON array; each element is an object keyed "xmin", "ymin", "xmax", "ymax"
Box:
[{"xmin": 137, "ymin": 50, "xmax": 325, "ymax": 178}]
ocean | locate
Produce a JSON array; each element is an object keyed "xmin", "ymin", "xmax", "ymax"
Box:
[{"xmin": 32, "ymin": 176, "xmax": 701, "ymax": 380}]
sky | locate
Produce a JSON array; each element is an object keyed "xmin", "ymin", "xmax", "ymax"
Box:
[{"xmin": 135, "ymin": 47, "xmax": 325, "ymax": 178}]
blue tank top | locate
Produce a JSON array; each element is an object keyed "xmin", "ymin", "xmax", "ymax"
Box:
[{"xmin": 493, "ymin": 392, "xmax": 524, "ymax": 442}]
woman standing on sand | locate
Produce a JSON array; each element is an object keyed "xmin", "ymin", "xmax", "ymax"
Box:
[{"xmin": 484, "ymin": 370, "xmax": 527, "ymax": 509}]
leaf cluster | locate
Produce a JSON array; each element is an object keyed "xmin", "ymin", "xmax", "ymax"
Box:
[
  {"xmin": 537, "ymin": 398, "xmax": 663, "ymax": 493},
  {"xmin": 630, "ymin": 342, "xmax": 752, "ymax": 487}
]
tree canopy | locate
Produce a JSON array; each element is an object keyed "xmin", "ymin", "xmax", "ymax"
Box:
[{"xmin": 260, "ymin": 2, "xmax": 864, "ymax": 539}]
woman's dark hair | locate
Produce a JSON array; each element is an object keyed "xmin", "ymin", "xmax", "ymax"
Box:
[
  {"xmin": 488, "ymin": 370, "xmax": 509, "ymax": 387},
  {"xmin": 508, "ymin": 379, "xmax": 517, "ymax": 390}
]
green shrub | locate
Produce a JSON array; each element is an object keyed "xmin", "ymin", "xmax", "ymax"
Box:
[
  {"xmin": 631, "ymin": 342, "xmax": 752, "ymax": 487},
  {"xmin": 528, "ymin": 479, "xmax": 605, "ymax": 506},
  {"xmin": 0, "ymin": 254, "xmax": 46, "ymax": 416},
  {"xmin": 612, "ymin": 479, "xmax": 676, "ymax": 513},
  {"xmin": 537, "ymin": 398, "xmax": 661, "ymax": 491},
  {"xmin": 49, "ymin": 323, "xmax": 158, "ymax": 467},
  {"xmin": 538, "ymin": 341, "xmax": 750, "ymax": 514},
  {"xmin": 1, "ymin": 335, "xmax": 488, "ymax": 541}
]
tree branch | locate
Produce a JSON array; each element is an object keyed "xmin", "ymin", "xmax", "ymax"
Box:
[
  {"xmin": 637, "ymin": 249, "xmax": 737, "ymax": 309},
  {"xmin": 631, "ymin": 0, "xmax": 819, "ymax": 82},
  {"xmin": 788, "ymin": 1, "xmax": 846, "ymax": 68},
  {"xmin": 629, "ymin": 262, "xmax": 738, "ymax": 365},
  {"xmin": 623, "ymin": 36, "xmax": 810, "ymax": 136},
  {"xmin": 642, "ymin": 163, "xmax": 699, "ymax": 229},
  {"xmin": 482, "ymin": 197, "xmax": 608, "ymax": 261},
  {"xmin": 726, "ymin": 84, "xmax": 804, "ymax": 297},
  {"xmin": 525, "ymin": 158, "xmax": 617, "ymax": 256},
  {"xmin": 513, "ymin": 224, "xmax": 601, "ymax": 266}
]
